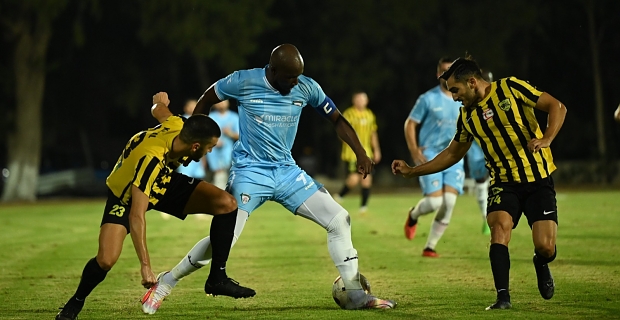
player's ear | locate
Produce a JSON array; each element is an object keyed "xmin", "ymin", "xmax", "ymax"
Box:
[{"xmin": 468, "ymin": 77, "xmax": 476, "ymax": 89}]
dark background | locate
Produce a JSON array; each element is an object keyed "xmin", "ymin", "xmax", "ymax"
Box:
[{"xmin": 2, "ymin": 0, "xmax": 619, "ymax": 181}]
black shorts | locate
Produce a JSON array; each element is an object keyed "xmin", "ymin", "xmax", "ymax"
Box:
[
  {"xmin": 101, "ymin": 172, "xmax": 201, "ymax": 233},
  {"xmin": 487, "ymin": 176, "xmax": 558, "ymax": 229}
]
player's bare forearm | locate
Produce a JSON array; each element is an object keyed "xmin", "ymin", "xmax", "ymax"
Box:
[
  {"xmin": 129, "ymin": 185, "xmax": 151, "ymax": 267},
  {"xmin": 393, "ymin": 140, "xmax": 470, "ymax": 178},
  {"xmin": 536, "ymin": 92, "xmax": 567, "ymax": 144},
  {"xmin": 334, "ymin": 113, "xmax": 366, "ymax": 157},
  {"xmin": 151, "ymin": 92, "xmax": 173, "ymax": 123},
  {"xmin": 194, "ymin": 85, "xmax": 221, "ymax": 115}
]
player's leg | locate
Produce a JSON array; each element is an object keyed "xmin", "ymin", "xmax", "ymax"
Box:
[
  {"xmin": 294, "ymin": 188, "xmax": 396, "ymax": 309},
  {"xmin": 336, "ymin": 162, "xmax": 359, "ymax": 202},
  {"xmin": 404, "ymin": 173, "xmax": 443, "ymax": 240},
  {"xmin": 277, "ymin": 166, "xmax": 395, "ymax": 309},
  {"xmin": 359, "ymin": 173, "xmax": 372, "ymax": 213},
  {"xmin": 422, "ymin": 166, "xmax": 464, "ymax": 257},
  {"xmin": 475, "ymin": 177, "xmax": 491, "ymax": 234},
  {"xmin": 57, "ymin": 193, "xmax": 129, "ymax": 320},
  {"xmin": 485, "ymin": 184, "xmax": 521, "ymax": 310},
  {"xmin": 213, "ymin": 169, "xmax": 229, "ymax": 190},
  {"xmin": 525, "ymin": 177, "xmax": 558, "ymax": 300}
]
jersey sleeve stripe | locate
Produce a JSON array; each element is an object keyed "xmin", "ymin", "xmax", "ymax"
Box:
[{"xmin": 507, "ymin": 78, "xmax": 541, "ymax": 105}]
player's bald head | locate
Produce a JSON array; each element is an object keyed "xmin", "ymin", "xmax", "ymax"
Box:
[{"xmin": 269, "ymin": 44, "xmax": 304, "ymax": 74}]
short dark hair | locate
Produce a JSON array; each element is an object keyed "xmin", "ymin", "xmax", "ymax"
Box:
[
  {"xmin": 439, "ymin": 56, "xmax": 483, "ymax": 82},
  {"xmin": 179, "ymin": 114, "xmax": 221, "ymax": 143}
]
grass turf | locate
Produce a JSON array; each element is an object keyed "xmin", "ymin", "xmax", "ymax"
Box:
[{"xmin": 0, "ymin": 190, "xmax": 619, "ymax": 319}]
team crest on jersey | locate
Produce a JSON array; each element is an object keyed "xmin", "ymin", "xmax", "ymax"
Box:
[
  {"xmin": 240, "ymin": 193, "xmax": 251, "ymax": 204},
  {"xmin": 498, "ymin": 99, "xmax": 512, "ymax": 111},
  {"xmin": 483, "ymin": 108, "xmax": 494, "ymax": 121},
  {"xmin": 292, "ymin": 100, "xmax": 303, "ymax": 107}
]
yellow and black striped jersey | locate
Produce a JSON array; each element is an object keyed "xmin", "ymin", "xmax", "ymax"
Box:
[
  {"xmin": 106, "ymin": 115, "xmax": 189, "ymax": 206},
  {"xmin": 341, "ymin": 107, "xmax": 377, "ymax": 162},
  {"xmin": 454, "ymin": 77, "xmax": 556, "ymax": 184}
]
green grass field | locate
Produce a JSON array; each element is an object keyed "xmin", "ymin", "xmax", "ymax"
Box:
[{"xmin": 1, "ymin": 190, "xmax": 619, "ymax": 319}]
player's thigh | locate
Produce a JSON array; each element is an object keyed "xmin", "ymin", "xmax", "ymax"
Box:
[
  {"xmin": 183, "ymin": 181, "xmax": 237, "ymax": 215},
  {"xmin": 442, "ymin": 162, "xmax": 465, "ymax": 194},
  {"xmin": 296, "ymin": 187, "xmax": 346, "ymax": 228},
  {"xmin": 97, "ymin": 223, "xmax": 128, "ymax": 270},
  {"xmin": 419, "ymin": 172, "xmax": 444, "ymax": 195},
  {"xmin": 487, "ymin": 183, "xmax": 523, "ymax": 229},
  {"xmin": 227, "ymin": 168, "xmax": 274, "ymax": 214},
  {"xmin": 523, "ymin": 177, "xmax": 558, "ymax": 228},
  {"xmin": 274, "ymin": 165, "xmax": 323, "ymax": 213}
]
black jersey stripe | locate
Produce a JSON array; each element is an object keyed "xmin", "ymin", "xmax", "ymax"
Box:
[
  {"xmin": 507, "ymin": 85, "xmax": 550, "ymax": 177},
  {"xmin": 138, "ymin": 157, "xmax": 161, "ymax": 192},
  {"xmin": 496, "ymin": 81, "xmax": 542, "ymax": 181},
  {"xmin": 507, "ymin": 79, "xmax": 540, "ymax": 105},
  {"xmin": 468, "ymin": 107, "xmax": 505, "ymax": 182},
  {"xmin": 119, "ymin": 155, "xmax": 146, "ymax": 202}
]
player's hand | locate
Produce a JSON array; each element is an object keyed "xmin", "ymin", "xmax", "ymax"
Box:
[
  {"xmin": 152, "ymin": 92, "xmax": 170, "ymax": 107},
  {"xmin": 140, "ymin": 265, "xmax": 157, "ymax": 289},
  {"xmin": 356, "ymin": 155, "xmax": 374, "ymax": 179},
  {"xmin": 392, "ymin": 159, "xmax": 415, "ymax": 178},
  {"xmin": 411, "ymin": 148, "xmax": 427, "ymax": 166},
  {"xmin": 527, "ymin": 138, "xmax": 550, "ymax": 153}
]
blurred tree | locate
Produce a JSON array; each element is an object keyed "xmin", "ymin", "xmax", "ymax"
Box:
[
  {"xmin": 138, "ymin": 0, "xmax": 278, "ymax": 90},
  {"xmin": 0, "ymin": 0, "xmax": 69, "ymax": 201}
]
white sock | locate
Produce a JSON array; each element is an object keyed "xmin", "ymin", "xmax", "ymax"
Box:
[
  {"xmin": 474, "ymin": 180, "xmax": 489, "ymax": 221},
  {"xmin": 166, "ymin": 210, "xmax": 249, "ymax": 288},
  {"xmin": 410, "ymin": 196, "xmax": 442, "ymax": 220},
  {"xmin": 425, "ymin": 193, "xmax": 457, "ymax": 250},
  {"xmin": 168, "ymin": 236, "xmax": 213, "ymax": 287},
  {"xmin": 213, "ymin": 171, "xmax": 228, "ymax": 190},
  {"xmin": 326, "ymin": 211, "xmax": 362, "ymax": 291}
]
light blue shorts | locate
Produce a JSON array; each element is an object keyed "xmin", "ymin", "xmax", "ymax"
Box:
[
  {"xmin": 466, "ymin": 142, "xmax": 488, "ymax": 181},
  {"xmin": 226, "ymin": 164, "xmax": 323, "ymax": 215},
  {"xmin": 418, "ymin": 149, "xmax": 464, "ymax": 195}
]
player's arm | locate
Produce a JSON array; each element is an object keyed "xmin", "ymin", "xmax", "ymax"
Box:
[
  {"xmin": 392, "ymin": 140, "xmax": 471, "ymax": 178},
  {"xmin": 528, "ymin": 92, "xmax": 567, "ymax": 153},
  {"xmin": 614, "ymin": 104, "xmax": 620, "ymax": 123},
  {"xmin": 194, "ymin": 84, "xmax": 222, "ymax": 115},
  {"xmin": 371, "ymin": 130, "xmax": 381, "ymax": 163},
  {"xmin": 151, "ymin": 92, "xmax": 173, "ymax": 124},
  {"xmin": 128, "ymin": 185, "xmax": 156, "ymax": 288},
  {"xmin": 404, "ymin": 118, "xmax": 427, "ymax": 165}
]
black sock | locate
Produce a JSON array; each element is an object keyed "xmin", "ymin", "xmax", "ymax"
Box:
[
  {"xmin": 73, "ymin": 257, "xmax": 109, "ymax": 301},
  {"xmin": 489, "ymin": 243, "xmax": 510, "ymax": 299},
  {"xmin": 208, "ymin": 208, "xmax": 238, "ymax": 283},
  {"xmin": 361, "ymin": 188, "xmax": 370, "ymax": 207},
  {"xmin": 534, "ymin": 246, "xmax": 557, "ymax": 265},
  {"xmin": 339, "ymin": 185, "xmax": 350, "ymax": 197}
]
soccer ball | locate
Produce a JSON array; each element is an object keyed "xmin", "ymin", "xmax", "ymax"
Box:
[{"xmin": 332, "ymin": 273, "xmax": 371, "ymax": 309}]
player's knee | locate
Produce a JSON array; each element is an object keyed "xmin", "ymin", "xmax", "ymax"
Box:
[
  {"xmin": 95, "ymin": 255, "xmax": 117, "ymax": 271},
  {"xmin": 535, "ymin": 243, "xmax": 556, "ymax": 258},
  {"xmin": 326, "ymin": 210, "xmax": 351, "ymax": 235},
  {"xmin": 215, "ymin": 192, "xmax": 237, "ymax": 214}
]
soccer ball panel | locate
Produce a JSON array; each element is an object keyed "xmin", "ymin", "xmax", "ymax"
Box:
[{"xmin": 331, "ymin": 273, "xmax": 371, "ymax": 309}]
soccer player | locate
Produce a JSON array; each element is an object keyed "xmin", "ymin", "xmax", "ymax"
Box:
[
  {"xmin": 403, "ymin": 57, "xmax": 464, "ymax": 257},
  {"xmin": 207, "ymin": 99, "xmax": 239, "ymax": 190},
  {"xmin": 466, "ymin": 140, "xmax": 491, "ymax": 235},
  {"xmin": 141, "ymin": 44, "xmax": 396, "ymax": 313},
  {"xmin": 176, "ymin": 99, "xmax": 206, "ymax": 180},
  {"xmin": 392, "ymin": 56, "xmax": 566, "ymax": 310},
  {"xmin": 334, "ymin": 91, "xmax": 381, "ymax": 213},
  {"xmin": 56, "ymin": 92, "xmax": 255, "ymax": 320}
]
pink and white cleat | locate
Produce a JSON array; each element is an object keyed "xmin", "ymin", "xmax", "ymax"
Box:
[
  {"xmin": 141, "ymin": 272, "xmax": 172, "ymax": 315},
  {"xmin": 362, "ymin": 295, "xmax": 397, "ymax": 309}
]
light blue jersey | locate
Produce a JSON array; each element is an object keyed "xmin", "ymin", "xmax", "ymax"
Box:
[
  {"xmin": 409, "ymin": 85, "xmax": 462, "ymax": 154},
  {"xmin": 207, "ymin": 110, "xmax": 239, "ymax": 171},
  {"xmin": 466, "ymin": 140, "xmax": 488, "ymax": 181},
  {"xmin": 215, "ymin": 67, "xmax": 326, "ymax": 168},
  {"xmin": 409, "ymin": 85, "xmax": 464, "ymax": 195},
  {"xmin": 214, "ymin": 67, "xmax": 329, "ymax": 214}
]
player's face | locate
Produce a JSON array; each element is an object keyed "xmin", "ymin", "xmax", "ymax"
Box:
[
  {"xmin": 446, "ymin": 76, "xmax": 477, "ymax": 109},
  {"xmin": 272, "ymin": 65, "xmax": 303, "ymax": 95},
  {"xmin": 190, "ymin": 137, "xmax": 218, "ymax": 161}
]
